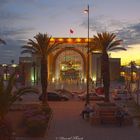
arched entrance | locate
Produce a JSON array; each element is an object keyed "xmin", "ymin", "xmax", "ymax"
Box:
[{"xmin": 52, "ymin": 47, "xmax": 86, "ymax": 81}]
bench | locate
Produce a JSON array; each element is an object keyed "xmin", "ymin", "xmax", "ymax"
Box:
[
  {"xmin": 99, "ymin": 110, "xmax": 117, "ymax": 124},
  {"xmin": 90, "ymin": 109, "xmax": 133, "ymax": 125}
]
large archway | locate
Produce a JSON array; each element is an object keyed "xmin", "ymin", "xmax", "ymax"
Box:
[{"xmin": 52, "ymin": 47, "xmax": 86, "ymax": 81}]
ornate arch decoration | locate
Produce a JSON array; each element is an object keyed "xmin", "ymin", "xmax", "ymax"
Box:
[{"xmin": 52, "ymin": 47, "xmax": 86, "ymax": 79}]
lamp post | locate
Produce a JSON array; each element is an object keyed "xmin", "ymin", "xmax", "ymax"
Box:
[
  {"xmin": 84, "ymin": 4, "xmax": 90, "ymax": 104},
  {"xmin": 135, "ymin": 65, "xmax": 140, "ymax": 105}
]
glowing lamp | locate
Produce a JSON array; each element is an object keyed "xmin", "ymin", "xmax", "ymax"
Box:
[
  {"xmin": 50, "ymin": 38, "xmax": 55, "ymax": 42},
  {"xmin": 58, "ymin": 38, "xmax": 64, "ymax": 42},
  {"xmin": 76, "ymin": 38, "xmax": 81, "ymax": 42}
]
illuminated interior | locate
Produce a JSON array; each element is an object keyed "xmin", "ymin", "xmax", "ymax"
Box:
[{"xmin": 55, "ymin": 50, "xmax": 83, "ymax": 80}]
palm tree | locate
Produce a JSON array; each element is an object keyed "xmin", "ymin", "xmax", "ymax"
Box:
[
  {"xmin": 90, "ymin": 32, "xmax": 126, "ymax": 102},
  {"xmin": 0, "ymin": 73, "xmax": 38, "ymax": 139},
  {"xmin": 129, "ymin": 61, "xmax": 137, "ymax": 83},
  {"xmin": 21, "ymin": 33, "xmax": 60, "ymax": 103}
]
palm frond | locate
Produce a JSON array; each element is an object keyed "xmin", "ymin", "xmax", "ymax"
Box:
[
  {"xmin": 109, "ymin": 47, "xmax": 126, "ymax": 51},
  {"xmin": 46, "ymin": 42, "xmax": 61, "ymax": 55},
  {"xmin": 107, "ymin": 39, "xmax": 123, "ymax": 50},
  {"xmin": 91, "ymin": 32, "xmax": 124, "ymax": 53},
  {"xmin": 10, "ymin": 87, "xmax": 39, "ymax": 105},
  {"xmin": 45, "ymin": 35, "xmax": 52, "ymax": 46}
]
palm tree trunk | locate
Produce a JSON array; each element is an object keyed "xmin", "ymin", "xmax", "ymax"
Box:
[
  {"xmin": 40, "ymin": 58, "xmax": 48, "ymax": 104},
  {"xmin": 101, "ymin": 52, "xmax": 110, "ymax": 102}
]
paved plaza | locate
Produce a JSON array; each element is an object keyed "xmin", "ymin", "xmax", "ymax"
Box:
[
  {"xmin": 16, "ymin": 83, "xmax": 140, "ymax": 140},
  {"xmin": 47, "ymin": 101, "xmax": 140, "ymax": 140}
]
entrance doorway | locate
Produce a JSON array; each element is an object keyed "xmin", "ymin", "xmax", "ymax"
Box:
[{"xmin": 56, "ymin": 50, "xmax": 83, "ymax": 81}]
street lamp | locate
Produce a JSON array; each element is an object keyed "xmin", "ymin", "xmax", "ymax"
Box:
[{"xmin": 84, "ymin": 4, "xmax": 90, "ymax": 104}]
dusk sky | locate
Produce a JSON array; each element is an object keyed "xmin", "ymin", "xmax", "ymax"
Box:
[{"xmin": 0, "ymin": 0, "xmax": 140, "ymax": 65}]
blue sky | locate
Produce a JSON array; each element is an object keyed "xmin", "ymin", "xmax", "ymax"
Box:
[{"xmin": 0, "ymin": 0, "xmax": 140, "ymax": 64}]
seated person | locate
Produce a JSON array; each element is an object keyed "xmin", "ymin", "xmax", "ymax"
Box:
[
  {"xmin": 122, "ymin": 105, "xmax": 129, "ymax": 116},
  {"xmin": 115, "ymin": 109, "xmax": 125, "ymax": 126},
  {"xmin": 81, "ymin": 103, "xmax": 95, "ymax": 119}
]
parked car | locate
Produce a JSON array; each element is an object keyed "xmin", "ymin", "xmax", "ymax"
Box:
[
  {"xmin": 55, "ymin": 89, "xmax": 74, "ymax": 98},
  {"xmin": 78, "ymin": 92, "xmax": 104, "ymax": 101},
  {"xmin": 39, "ymin": 92, "xmax": 69, "ymax": 101}
]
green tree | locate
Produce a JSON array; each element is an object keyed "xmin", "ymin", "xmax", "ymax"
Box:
[
  {"xmin": 0, "ymin": 73, "xmax": 38, "ymax": 120},
  {"xmin": 0, "ymin": 73, "xmax": 38, "ymax": 139},
  {"xmin": 90, "ymin": 32, "xmax": 126, "ymax": 102},
  {"xmin": 21, "ymin": 33, "xmax": 60, "ymax": 103},
  {"xmin": 129, "ymin": 61, "xmax": 137, "ymax": 83}
]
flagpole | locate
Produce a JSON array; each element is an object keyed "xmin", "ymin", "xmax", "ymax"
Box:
[{"xmin": 69, "ymin": 32, "xmax": 71, "ymax": 38}]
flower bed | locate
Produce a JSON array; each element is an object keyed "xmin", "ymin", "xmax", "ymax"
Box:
[{"xmin": 23, "ymin": 104, "xmax": 52, "ymax": 137}]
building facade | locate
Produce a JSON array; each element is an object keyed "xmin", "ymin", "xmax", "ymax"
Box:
[{"xmin": 19, "ymin": 37, "xmax": 121, "ymax": 85}]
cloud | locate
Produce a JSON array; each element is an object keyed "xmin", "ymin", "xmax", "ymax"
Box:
[
  {"xmin": 116, "ymin": 23, "xmax": 140, "ymax": 45},
  {"xmin": 0, "ymin": 0, "xmax": 10, "ymax": 7},
  {"xmin": 0, "ymin": 27, "xmax": 34, "ymax": 37},
  {"xmin": 81, "ymin": 15, "xmax": 128, "ymax": 32},
  {"xmin": 0, "ymin": 35, "xmax": 32, "ymax": 64},
  {"xmin": 0, "ymin": 27, "xmax": 35, "ymax": 63},
  {"xmin": 80, "ymin": 16, "xmax": 140, "ymax": 45}
]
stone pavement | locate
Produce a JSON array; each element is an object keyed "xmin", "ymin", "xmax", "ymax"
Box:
[
  {"xmin": 16, "ymin": 100, "xmax": 140, "ymax": 140},
  {"xmin": 47, "ymin": 101, "xmax": 140, "ymax": 140}
]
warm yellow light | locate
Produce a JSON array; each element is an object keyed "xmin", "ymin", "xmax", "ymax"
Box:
[
  {"xmin": 111, "ymin": 44, "xmax": 140, "ymax": 65},
  {"xmin": 121, "ymin": 72, "xmax": 125, "ymax": 76},
  {"xmin": 61, "ymin": 65, "xmax": 65, "ymax": 70},
  {"xmin": 12, "ymin": 64, "xmax": 17, "ymax": 67},
  {"xmin": 67, "ymin": 38, "xmax": 73, "ymax": 42},
  {"xmin": 133, "ymin": 72, "xmax": 136, "ymax": 76},
  {"xmin": 58, "ymin": 38, "xmax": 64, "ymax": 42},
  {"xmin": 76, "ymin": 38, "xmax": 81, "ymax": 42},
  {"xmin": 85, "ymin": 38, "xmax": 88, "ymax": 42},
  {"xmin": 2, "ymin": 64, "xmax": 7, "ymax": 67},
  {"xmin": 52, "ymin": 77, "xmax": 55, "ymax": 83},
  {"xmin": 84, "ymin": 78, "xmax": 87, "ymax": 83},
  {"xmin": 92, "ymin": 77, "xmax": 96, "ymax": 81},
  {"xmin": 85, "ymin": 38, "xmax": 91, "ymax": 42},
  {"xmin": 92, "ymin": 50, "xmax": 101, "ymax": 53},
  {"xmin": 50, "ymin": 38, "xmax": 55, "ymax": 42}
]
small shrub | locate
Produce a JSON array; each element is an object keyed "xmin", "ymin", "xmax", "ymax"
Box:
[
  {"xmin": 26, "ymin": 117, "xmax": 47, "ymax": 136},
  {"xmin": 23, "ymin": 105, "xmax": 52, "ymax": 136}
]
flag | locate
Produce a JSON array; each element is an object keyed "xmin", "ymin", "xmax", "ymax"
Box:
[{"xmin": 70, "ymin": 29, "xmax": 74, "ymax": 34}]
